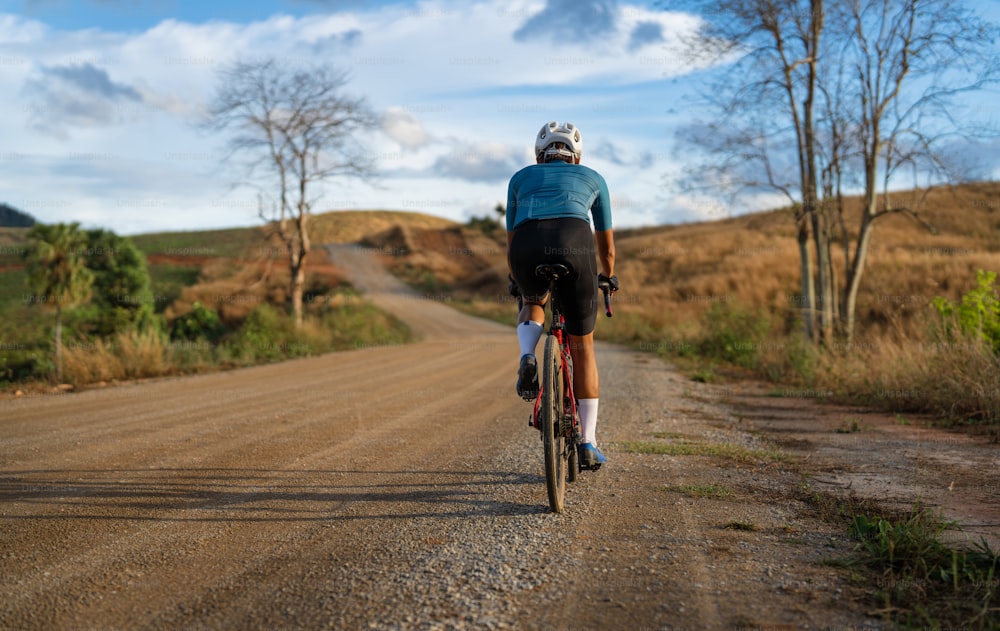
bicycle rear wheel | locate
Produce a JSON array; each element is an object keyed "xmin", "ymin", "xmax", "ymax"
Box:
[{"xmin": 541, "ymin": 334, "xmax": 566, "ymax": 512}]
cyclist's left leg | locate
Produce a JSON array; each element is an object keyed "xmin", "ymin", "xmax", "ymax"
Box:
[
  {"xmin": 517, "ymin": 301, "xmax": 546, "ymax": 353},
  {"xmin": 509, "ymin": 223, "xmax": 550, "ymax": 398}
]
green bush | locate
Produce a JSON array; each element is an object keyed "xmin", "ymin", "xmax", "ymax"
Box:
[
  {"xmin": 0, "ymin": 348, "xmax": 51, "ymax": 384},
  {"xmin": 170, "ymin": 302, "xmax": 225, "ymax": 343},
  {"xmin": 80, "ymin": 229, "xmax": 156, "ymax": 337},
  {"xmin": 321, "ymin": 300, "xmax": 412, "ymax": 350},
  {"xmin": 231, "ymin": 303, "xmax": 307, "ymax": 362},
  {"xmin": 932, "ymin": 269, "xmax": 1000, "ymax": 353},
  {"xmin": 698, "ymin": 301, "xmax": 772, "ymax": 368}
]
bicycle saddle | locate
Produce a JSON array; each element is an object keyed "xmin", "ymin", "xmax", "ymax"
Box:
[{"xmin": 534, "ymin": 263, "xmax": 570, "ymax": 280}]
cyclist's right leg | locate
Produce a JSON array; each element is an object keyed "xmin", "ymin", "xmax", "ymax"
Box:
[
  {"xmin": 555, "ymin": 221, "xmax": 604, "ymax": 467},
  {"xmin": 567, "ymin": 332, "xmax": 598, "ymax": 400},
  {"xmin": 567, "ymin": 333, "xmax": 605, "ymax": 466}
]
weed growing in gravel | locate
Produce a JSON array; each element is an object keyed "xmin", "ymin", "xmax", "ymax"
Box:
[
  {"xmin": 797, "ymin": 480, "xmax": 1000, "ymax": 630},
  {"xmin": 667, "ymin": 484, "xmax": 733, "ymax": 499},
  {"xmin": 618, "ymin": 439, "xmax": 790, "ymax": 464},
  {"xmin": 849, "ymin": 510, "xmax": 1000, "ymax": 629},
  {"xmin": 835, "ymin": 418, "xmax": 870, "ymax": 434},
  {"xmin": 723, "ymin": 521, "xmax": 756, "ymax": 531}
]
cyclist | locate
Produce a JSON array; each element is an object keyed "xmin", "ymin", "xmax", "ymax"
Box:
[{"xmin": 506, "ymin": 121, "xmax": 618, "ymax": 468}]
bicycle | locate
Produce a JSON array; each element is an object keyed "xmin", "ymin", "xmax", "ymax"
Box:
[{"xmin": 521, "ymin": 264, "xmax": 613, "ymax": 513}]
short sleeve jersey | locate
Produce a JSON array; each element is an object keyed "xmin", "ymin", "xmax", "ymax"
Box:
[{"xmin": 506, "ymin": 162, "xmax": 612, "ymax": 232}]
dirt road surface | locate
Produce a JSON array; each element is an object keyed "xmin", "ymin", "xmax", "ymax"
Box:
[{"xmin": 3, "ymin": 244, "xmax": 995, "ymax": 630}]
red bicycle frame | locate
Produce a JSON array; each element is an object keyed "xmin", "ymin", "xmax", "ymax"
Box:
[{"xmin": 531, "ymin": 313, "xmax": 578, "ymax": 433}]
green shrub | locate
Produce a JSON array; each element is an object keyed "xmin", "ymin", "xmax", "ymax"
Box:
[
  {"xmin": 761, "ymin": 331, "xmax": 818, "ymax": 384},
  {"xmin": 231, "ymin": 303, "xmax": 303, "ymax": 362},
  {"xmin": 80, "ymin": 229, "xmax": 156, "ymax": 337},
  {"xmin": 0, "ymin": 347, "xmax": 51, "ymax": 384},
  {"xmin": 321, "ymin": 300, "xmax": 412, "ymax": 350},
  {"xmin": 170, "ymin": 302, "xmax": 225, "ymax": 343},
  {"xmin": 698, "ymin": 301, "xmax": 772, "ymax": 368},
  {"xmin": 932, "ymin": 269, "xmax": 1000, "ymax": 353}
]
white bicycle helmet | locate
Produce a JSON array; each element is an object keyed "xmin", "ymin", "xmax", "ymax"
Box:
[{"xmin": 535, "ymin": 121, "xmax": 582, "ymax": 162}]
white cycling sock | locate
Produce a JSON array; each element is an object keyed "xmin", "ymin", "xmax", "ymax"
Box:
[
  {"xmin": 517, "ymin": 320, "xmax": 543, "ymax": 357},
  {"xmin": 578, "ymin": 398, "xmax": 598, "ymax": 445}
]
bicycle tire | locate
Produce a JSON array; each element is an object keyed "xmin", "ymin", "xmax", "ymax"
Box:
[{"xmin": 541, "ymin": 334, "xmax": 566, "ymax": 512}]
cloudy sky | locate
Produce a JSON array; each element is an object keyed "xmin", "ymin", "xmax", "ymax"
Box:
[{"xmin": 1, "ymin": 0, "xmax": 996, "ymax": 235}]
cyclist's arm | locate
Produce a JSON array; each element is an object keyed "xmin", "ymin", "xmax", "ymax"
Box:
[
  {"xmin": 506, "ymin": 178, "xmax": 518, "ymax": 276},
  {"xmin": 506, "ymin": 230, "xmax": 515, "ymax": 276},
  {"xmin": 590, "ymin": 172, "xmax": 615, "ymax": 278},
  {"xmin": 595, "ymin": 229, "xmax": 615, "ymax": 279}
]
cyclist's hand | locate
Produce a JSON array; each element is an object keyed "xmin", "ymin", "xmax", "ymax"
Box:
[{"xmin": 598, "ymin": 273, "xmax": 619, "ymax": 293}]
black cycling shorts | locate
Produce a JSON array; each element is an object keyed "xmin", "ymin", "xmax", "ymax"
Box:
[{"xmin": 509, "ymin": 217, "xmax": 598, "ymax": 336}]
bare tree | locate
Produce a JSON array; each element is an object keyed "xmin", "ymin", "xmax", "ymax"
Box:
[
  {"xmin": 674, "ymin": 0, "xmax": 998, "ymax": 345},
  {"xmin": 831, "ymin": 0, "xmax": 999, "ymax": 344},
  {"xmin": 674, "ymin": 0, "xmax": 832, "ymax": 342},
  {"xmin": 206, "ymin": 58, "xmax": 377, "ymax": 327}
]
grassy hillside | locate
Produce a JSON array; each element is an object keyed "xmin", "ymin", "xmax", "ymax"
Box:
[
  {"xmin": 378, "ymin": 182, "xmax": 1000, "ymax": 341},
  {"xmin": 613, "ymin": 181, "xmax": 1000, "ymax": 338},
  {"xmin": 6, "ymin": 193, "xmax": 999, "ymax": 416},
  {"xmin": 130, "ymin": 209, "xmax": 457, "ymax": 258},
  {"xmin": 1, "ymin": 210, "xmax": 454, "ymax": 388},
  {"xmin": 374, "ymin": 183, "xmax": 1000, "ymax": 427}
]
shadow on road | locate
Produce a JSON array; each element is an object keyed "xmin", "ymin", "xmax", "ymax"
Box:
[{"xmin": 0, "ymin": 468, "xmax": 550, "ymax": 522}]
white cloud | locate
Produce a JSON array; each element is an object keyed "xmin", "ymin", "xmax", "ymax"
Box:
[
  {"xmin": 382, "ymin": 106, "xmax": 431, "ymax": 149},
  {"xmin": 22, "ymin": 62, "xmax": 144, "ymax": 135},
  {"xmin": 0, "ymin": 1, "xmax": 716, "ymax": 232},
  {"xmin": 0, "ymin": 13, "xmax": 47, "ymax": 44},
  {"xmin": 432, "ymin": 141, "xmax": 525, "ymax": 183}
]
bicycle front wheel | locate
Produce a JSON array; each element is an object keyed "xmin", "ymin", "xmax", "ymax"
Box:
[{"xmin": 541, "ymin": 334, "xmax": 566, "ymax": 513}]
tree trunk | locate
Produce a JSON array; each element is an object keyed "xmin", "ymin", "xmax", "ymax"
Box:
[
  {"xmin": 289, "ymin": 199, "xmax": 310, "ymax": 329},
  {"xmin": 290, "ymin": 260, "xmax": 305, "ymax": 329},
  {"xmin": 808, "ymin": 202, "xmax": 835, "ymax": 344},
  {"xmin": 804, "ymin": 0, "xmax": 833, "ymax": 345},
  {"xmin": 797, "ymin": 218, "xmax": 816, "ymax": 341},
  {"xmin": 843, "ymin": 211, "xmax": 876, "ymax": 346},
  {"xmin": 843, "ymin": 133, "xmax": 881, "ymax": 345},
  {"xmin": 54, "ymin": 305, "xmax": 63, "ymax": 383}
]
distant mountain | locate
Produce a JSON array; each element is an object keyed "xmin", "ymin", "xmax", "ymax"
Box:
[{"xmin": 0, "ymin": 203, "xmax": 36, "ymax": 228}]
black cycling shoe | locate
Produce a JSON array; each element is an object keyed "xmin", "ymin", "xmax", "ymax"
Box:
[{"xmin": 516, "ymin": 354, "xmax": 538, "ymax": 401}]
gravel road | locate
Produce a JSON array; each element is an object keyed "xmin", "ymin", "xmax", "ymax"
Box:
[{"xmin": 0, "ymin": 244, "xmax": 886, "ymax": 630}]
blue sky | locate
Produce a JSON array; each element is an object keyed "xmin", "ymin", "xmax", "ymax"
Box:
[{"xmin": 1, "ymin": 0, "xmax": 997, "ymax": 234}]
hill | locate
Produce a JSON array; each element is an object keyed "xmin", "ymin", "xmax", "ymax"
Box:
[
  {"xmin": 129, "ymin": 209, "xmax": 463, "ymax": 324},
  {"xmin": 130, "ymin": 209, "xmax": 457, "ymax": 257},
  {"xmin": 612, "ymin": 182, "xmax": 1000, "ymax": 336},
  {"xmin": 0, "ymin": 203, "xmax": 35, "ymax": 228},
  {"xmin": 364, "ymin": 182, "xmax": 1000, "ymax": 342}
]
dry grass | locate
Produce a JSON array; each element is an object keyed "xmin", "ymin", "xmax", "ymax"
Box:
[
  {"xmin": 812, "ymin": 330, "xmax": 1000, "ymax": 426},
  {"xmin": 62, "ymin": 330, "xmax": 174, "ymax": 383},
  {"xmin": 611, "ymin": 182, "xmax": 1000, "ymax": 341},
  {"xmin": 382, "ymin": 183, "xmax": 1000, "ymax": 427},
  {"xmin": 309, "ymin": 209, "xmax": 457, "ymax": 245},
  {"xmin": 25, "ymin": 190, "xmax": 1000, "ymax": 423}
]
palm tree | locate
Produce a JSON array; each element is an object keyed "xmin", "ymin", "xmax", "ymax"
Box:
[{"xmin": 24, "ymin": 223, "xmax": 94, "ymax": 382}]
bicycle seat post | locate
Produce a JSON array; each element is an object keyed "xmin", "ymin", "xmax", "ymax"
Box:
[{"xmin": 534, "ymin": 263, "xmax": 570, "ymax": 332}]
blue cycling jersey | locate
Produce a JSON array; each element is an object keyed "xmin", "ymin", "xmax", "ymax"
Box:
[{"xmin": 506, "ymin": 162, "xmax": 612, "ymax": 232}]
